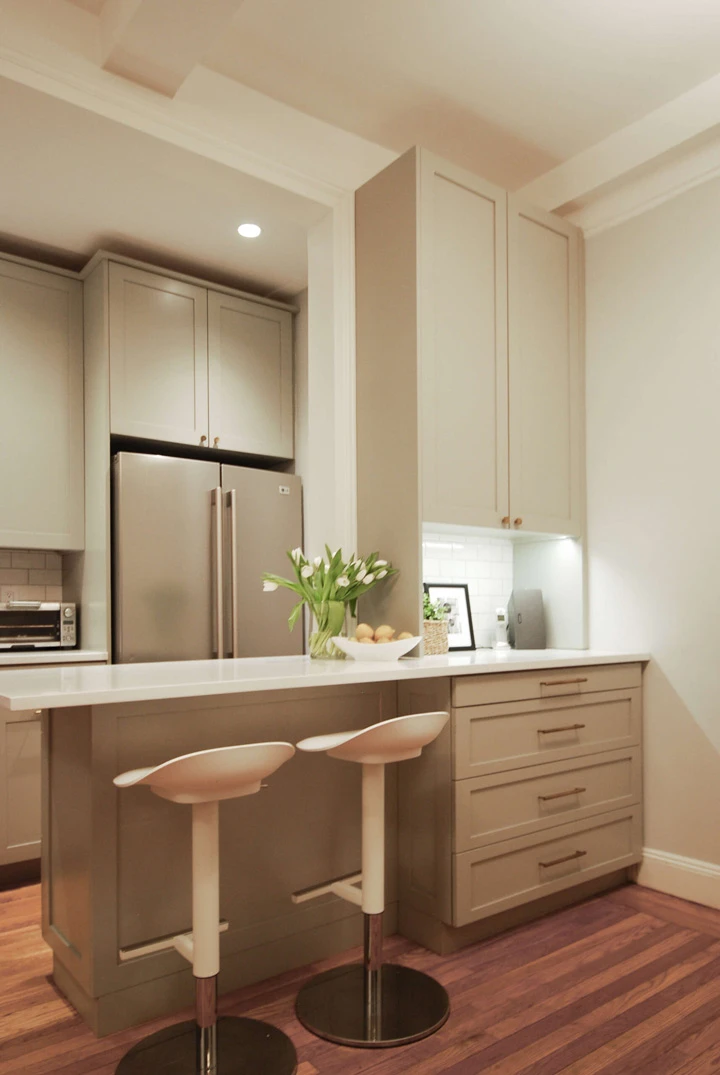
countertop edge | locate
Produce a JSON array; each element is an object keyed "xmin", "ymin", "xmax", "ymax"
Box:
[
  {"xmin": 0, "ymin": 651, "xmax": 108, "ymax": 667},
  {"xmin": 0, "ymin": 651, "xmax": 650, "ymax": 710}
]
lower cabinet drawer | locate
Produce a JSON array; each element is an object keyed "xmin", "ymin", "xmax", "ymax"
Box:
[
  {"xmin": 454, "ymin": 688, "xmax": 641, "ymax": 779},
  {"xmin": 454, "ymin": 748, "xmax": 641, "ymax": 852},
  {"xmin": 453, "ymin": 807, "xmax": 642, "ymax": 927}
]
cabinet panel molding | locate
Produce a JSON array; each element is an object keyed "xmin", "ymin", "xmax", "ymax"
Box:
[
  {"xmin": 0, "ymin": 259, "xmax": 84, "ymax": 550},
  {"xmin": 208, "ymin": 291, "xmax": 293, "ymax": 458},
  {"xmin": 420, "ymin": 154, "xmax": 509, "ymax": 528},
  {"xmin": 454, "ymin": 807, "xmax": 641, "ymax": 926},
  {"xmin": 454, "ymin": 688, "xmax": 642, "ymax": 779},
  {"xmin": 0, "ymin": 708, "xmax": 42, "ymax": 865},
  {"xmin": 508, "ymin": 198, "xmax": 584, "ymax": 536},
  {"xmin": 108, "ymin": 262, "xmax": 209, "ymax": 447}
]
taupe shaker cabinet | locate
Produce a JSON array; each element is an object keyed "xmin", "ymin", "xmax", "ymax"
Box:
[
  {"xmin": 0, "ymin": 257, "xmax": 84, "ymax": 550},
  {"xmin": 357, "ymin": 148, "xmax": 583, "ymax": 540},
  {"xmin": 0, "ymin": 706, "xmax": 42, "ymax": 867},
  {"xmin": 398, "ymin": 662, "xmax": 642, "ymax": 942},
  {"xmin": 107, "ymin": 259, "xmax": 294, "ymax": 459}
]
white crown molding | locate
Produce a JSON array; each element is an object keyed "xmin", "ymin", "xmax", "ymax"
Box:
[
  {"xmin": 0, "ymin": 38, "xmax": 393, "ymax": 208},
  {"xmin": 638, "ymin": 847, "xmax": 720, "ymax": 911},
  {"xmin": 519, "ymin": 70, "xmax": 720, "ymax": 212},
  {"xmin": 566, "ymin": 135, "xmax": 720, "ymax": 237}
]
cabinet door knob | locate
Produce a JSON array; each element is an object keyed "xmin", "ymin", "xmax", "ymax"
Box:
[
  {"xmin": 200, "ymin": 435, "xmax": 207, "ymax": 446},
  {"xmin": 213, "ymin": 437, "xmax": 220, "ymax": 448},
  {"xmin": 501, "ymin": 516, "xmax": 510, "ymax": 526},
  {"xmin": 514, "ymin": 517, "xmax": 523, "ymax": 527}
]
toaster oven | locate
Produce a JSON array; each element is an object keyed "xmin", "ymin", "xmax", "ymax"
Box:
[{"xmin": 0, "ymin": 601, "xmax": 77, "ymax": 649}]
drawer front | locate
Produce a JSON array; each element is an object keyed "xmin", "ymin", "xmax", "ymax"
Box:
[
  {"xmin": 453, "ymin": 663, "xmax": 642, "ymax": 708},
  {"xmin": 454, "ymin": 688, "xmax": 641, "ymax": 779},
  {"xmin": 454, "ymin": 747, "xmax": 641, "ymax": 852},
  {"xmin": 453, "ymin": 807, "xmax": 642, "ymax": 926}
]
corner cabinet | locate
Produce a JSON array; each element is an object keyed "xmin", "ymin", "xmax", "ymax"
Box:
[
  {"xmin": 104, "ymin": 258, "xmax": 294, "ymax": 460},
  {"xmin": 0, "ymin": 258, "xmax": 84, "ymax": 550}
]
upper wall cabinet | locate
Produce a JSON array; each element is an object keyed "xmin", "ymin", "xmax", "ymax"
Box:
[
  {"xmin": 109, "ymin": 263, "xmax": 208, "ymax": 447},
  {"xmin": 355, "ymin": 148, "xmax": 585, "ymax": 630},
  {"xmin": 508, "ymin": 198, "xmax": 583, "ymax": 537},
  {"xmin": 0, "ymin": 258, "xmax": 84, "ymax": 550},
  {"xmin": 420, "ymin": 155, "xmax": 509, "ymax": 529},
  {"xmin": 208, "ymin": 291, "xmax": 293, "ymax": 458},
  {"xmin": 104, "ymin": 258, "xmax": 294, "ymax": 459}
]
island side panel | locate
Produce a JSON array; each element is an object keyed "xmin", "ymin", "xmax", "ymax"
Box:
[
  {"xmin": 42, "ymin": 707, "xmax": 95, "ymax": 992},
  {"xmin": 47, "ymin": 682, "xmax": 398, "ymax": 1035}
]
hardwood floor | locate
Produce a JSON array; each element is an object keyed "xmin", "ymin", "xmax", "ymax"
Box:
[{"xmin": 3, "ymin": 883, "xmax": 720, "ymax": 1073}]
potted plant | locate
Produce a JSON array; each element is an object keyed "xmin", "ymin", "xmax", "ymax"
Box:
[
  {"xmin": 262, "ymin": 546, "xmax": 397, "ymax": 659},
  {"xmin": 423, "ymin": 591, "xmax": 449, "ymax": 655}
]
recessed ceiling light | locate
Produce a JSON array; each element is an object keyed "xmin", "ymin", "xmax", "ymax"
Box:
[{"xmin": 237, "ymin": 223, "xmax": 262, "ymax": 238}]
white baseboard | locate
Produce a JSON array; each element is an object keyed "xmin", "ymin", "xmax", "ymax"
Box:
[{"xmin": 637, "ymin": 848, "xmax": 720, "ymax": 910}]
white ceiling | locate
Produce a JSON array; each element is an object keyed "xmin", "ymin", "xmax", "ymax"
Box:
[
  {"xmin": 203, "ymin": 0, "xmax": 720, "ymax": 189},
  {"xmin": 0, "ymin": 76, "xmax": 327, "ymax": 297}
]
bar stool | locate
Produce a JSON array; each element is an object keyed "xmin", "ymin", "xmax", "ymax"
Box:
[
  {"xmin": 113, "ymin": 742, "xmax": 298, "ymax": 1075},
  {"xmin": 293, "ymin": 711, "xmax": 450, "ymax": 1048}
]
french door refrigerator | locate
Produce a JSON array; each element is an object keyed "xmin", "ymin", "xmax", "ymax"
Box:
[{"xmin": 112, "ymin": 452, "xmax": 303, "ymax": 662}]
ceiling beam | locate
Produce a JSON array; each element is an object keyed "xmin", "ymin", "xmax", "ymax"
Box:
[
  {"xmin": 518, "ymin": 72, "xmax": 720, "ymax": 211},
  {"xmin": 100, "ymin": 0, "xmax": 245, "ymax": 97}
]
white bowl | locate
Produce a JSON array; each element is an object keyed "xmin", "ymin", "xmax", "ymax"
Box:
[{"xmin": 331, "ymin": 636, "xmax": 422, "ymax": 661}]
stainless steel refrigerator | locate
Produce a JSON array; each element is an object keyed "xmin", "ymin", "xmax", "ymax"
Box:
[{"xmin": 112, "ymin": 452, "xmax": 303, "ymax": 662}]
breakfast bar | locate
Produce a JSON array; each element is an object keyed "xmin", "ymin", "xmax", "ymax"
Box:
[{"xmin": 0, "ymin": 650, "xmax": 647, "ymax": 1035}]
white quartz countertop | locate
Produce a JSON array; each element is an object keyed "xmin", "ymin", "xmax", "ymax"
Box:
[
  {"xmin": 0, "ymin": 649, "xmax": 648, "ymax": 711},
  {"xmin": 0, "ymin": 650, "xmax": 108, "ymax": 667}
]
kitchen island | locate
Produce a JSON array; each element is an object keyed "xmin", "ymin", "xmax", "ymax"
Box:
[{"xmin": 0, "ymin": 650, "xmax": 648, "ymax": 1035}]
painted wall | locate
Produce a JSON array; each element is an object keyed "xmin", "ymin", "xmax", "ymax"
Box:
[{"xmin": 585, "ymin": 176, "xmax": 720, "ymax": 897}]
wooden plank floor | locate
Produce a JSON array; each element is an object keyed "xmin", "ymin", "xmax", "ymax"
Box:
[{"xmin": 3, "ymin": 883, "xmax": 720, "ymax": 1073}]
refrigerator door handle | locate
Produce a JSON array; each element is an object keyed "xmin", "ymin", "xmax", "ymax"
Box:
[
  {"xmin": 211, "ymin": 487, "xmax": 224, "ymax": 659},
  {"xmin": 226, "ymin": 489, "xmax": 239, "ymax": 659}
]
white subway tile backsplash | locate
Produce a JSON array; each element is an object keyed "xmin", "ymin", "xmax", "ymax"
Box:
[
  {"xmin": 11, "ymin": 551, "xmax": 46, "ymax": 570},
  {"xmin": 28, "ymin": 569, "xmax": 62, "ymax": 587},
  {"xmin": 0, "ymin": 549, "xmax": 65, "ymax": 602},
  {"xmin": 0, "ymin": 569, "xmax": 29, "ymax": 585},
  {"xmin": 423, "ymin": 527, "xmax": 513, "ymax": 649}
]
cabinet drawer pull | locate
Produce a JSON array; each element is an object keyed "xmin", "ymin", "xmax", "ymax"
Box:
[
  {"xmin": 539, "ymin": 677, "xmax": 588, "ymax": 687},
  {"xmin": 538, "ymin": 723, "xmax": 586, "ymax": 735},
  {"xmin": 538, "ymin": 786, "xmax": 586, "ymax": 802},
  {"xmin": 539, "ymin": 849, "xmax": 587, "ymax": 869}
]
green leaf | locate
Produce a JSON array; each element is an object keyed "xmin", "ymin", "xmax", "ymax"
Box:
[{"xmin": 287, "ymin": 599, "xmax": 305, "ymax": 632}]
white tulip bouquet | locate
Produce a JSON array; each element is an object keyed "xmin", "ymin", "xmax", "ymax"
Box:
[{"xmin": 262, "ymin": 546, "xmax": 398, "ymax": 658}]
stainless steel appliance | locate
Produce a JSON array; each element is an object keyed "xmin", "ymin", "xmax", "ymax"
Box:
[
  {"xmin": 0, "ymin": 601, "xmax": 77, "ymax": 650},
  {"xmin": 112, "ymin": 453, "xmax": 303, "ymax": 663},
  {"xmin": 507, "ymin": 589, "xmax": 546, "ymax": 649}
]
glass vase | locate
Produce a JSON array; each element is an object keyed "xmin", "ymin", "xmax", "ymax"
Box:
[{"xmin": 308, "ymin": 599, "xmax": 347, "ymax": 659}]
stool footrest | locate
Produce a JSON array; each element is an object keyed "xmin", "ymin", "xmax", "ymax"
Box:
[
  {"xmin": 118, "ymin": 921, "xmax": 229, "ymax": 963},
  {"xmin": 291, "ymin": 871, "xmax": 362, "ymax": 906}
]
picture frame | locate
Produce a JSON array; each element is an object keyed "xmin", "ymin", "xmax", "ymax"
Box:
[{"xmin": 423, "ymin": 583, "xmax": 476, "ymax": 651}]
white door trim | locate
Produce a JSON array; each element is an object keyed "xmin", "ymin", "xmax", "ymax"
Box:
[{"xmin": 0, "ymin": 40, "xmax": 363, "ymax": 553}]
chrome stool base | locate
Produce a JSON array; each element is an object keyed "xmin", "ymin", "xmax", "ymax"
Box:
[
  {"xmin": 115, "ymin": 1015, "xmax": 298, "ymax": 1074},
  {"xmin": 295, "ymin": 963, "xmax": 450, "ymax": 1048}
]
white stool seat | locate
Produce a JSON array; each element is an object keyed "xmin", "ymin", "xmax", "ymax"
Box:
[
  {"xmin": 297, "ymin": 711, "xmax": 449, "ymax": 765},
  {"xmin": 113, "ymin": 742, "xmax": 295, "ymax": 804}
]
